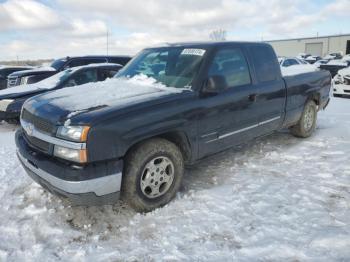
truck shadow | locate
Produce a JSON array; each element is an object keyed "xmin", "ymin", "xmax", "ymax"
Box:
[{"xmin": 182, "ymin": 130, "xmax": 298, "ymax": 192}]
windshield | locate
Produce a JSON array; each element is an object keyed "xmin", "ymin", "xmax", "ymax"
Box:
[
  {"xmin": 37, "ymin": 69, "xmax": 73, "ymax": 88},
  {"xmin": 51, "ymin": 59, "xmax": 67, "ymax": 70},
  {"xmin": 116, "ymin": 47, "xmax": 207, "ymax": 89}
]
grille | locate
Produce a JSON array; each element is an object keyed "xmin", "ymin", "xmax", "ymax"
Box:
[
  {"xmin": 23, "ymin": 132, "xmax": 51, "ymax": 153},
  {"xmin": 22, "ymin": 109, "xmax": 54, "ymax": 134},
  {"xmin": 7, "ymin": 77, "xmax": 19, "ymax": 87}
]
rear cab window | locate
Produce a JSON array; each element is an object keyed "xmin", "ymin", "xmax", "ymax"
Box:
[{"xmin": 249, "ymin": 44, "xmax": 280, "ymax": 83}]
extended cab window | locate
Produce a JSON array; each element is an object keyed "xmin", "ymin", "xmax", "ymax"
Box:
[
  {"xmin": 250, "ymin": 45, "xmax": 279, "ymax": 82},
  {"xmin": 65, "ymin": 69, "xmax": 98, "ymax": 87},
  {"xmin": 116, "ymin": 47, "xmax": 206, "ymax": 89},
  {"xmin": 208, "ymin": 48, "xmax": 251, "ymax": 88}
]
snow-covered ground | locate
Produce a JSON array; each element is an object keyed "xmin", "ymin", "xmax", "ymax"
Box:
[{"xmin": 0, "ymin": 98, "xmax": 349, "ymax": 261}]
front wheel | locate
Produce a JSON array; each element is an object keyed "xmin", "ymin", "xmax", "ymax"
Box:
[
  {"xmin": 290, "ymin": 100, "xmax": 317, "ymax": 138},
  {"xmin": 121, "ymin": 138, "xmax": 184, "ymax": 212}
]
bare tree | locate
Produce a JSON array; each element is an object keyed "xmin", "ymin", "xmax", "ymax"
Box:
[{"xmin": 209, "ymin": 29, "xmax": 227, "ymax": 41}]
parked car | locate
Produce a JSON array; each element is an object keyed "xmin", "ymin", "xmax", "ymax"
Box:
[
  {"xmin": 0, "ymin": 66, "xmax": 33, "ymax": 90},
  {"xmin": 323, "ymin": 52, "xmax": 342, "ymax": 60},
  {"xmin": 304, "ymin": 55, "xmax": 322, "ymax": 64},
  {"xmin": 0, "ymin": 63, "xmax": 122, "ymax": 122},
  {"xmin": 296, "ymin": 53, "xmax": 311, "ymax": 60},
  {"xmin": 7, "ymin": 55, "xmax": 132, "ymax": 88},
  {"xmin": 333, "ymin": 67, "xmax": 350, "ymax": 97},
  {"xmin": 320, "ymin": 59, "xmax": 350, "ymax": 77},
  {"xmin": 15, "ymin": 41, "xmax": 331, "ymax": 212},
  {"xmin": 278, "ymin": 57, "xmax": 308, "ymax": 67},
  {"xmin": 314, "ymin": 59, "xmax": 330, "ymax": 68}
]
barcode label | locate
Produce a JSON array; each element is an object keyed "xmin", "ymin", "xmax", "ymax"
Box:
[{"xmin": 181, "ymin": 49, "xmax": 206, "ymax": 56}]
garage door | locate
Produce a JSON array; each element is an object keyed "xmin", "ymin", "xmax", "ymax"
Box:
[{"xmin": 305, "ymin": 42, "xmax": 323, "ymax": 56}]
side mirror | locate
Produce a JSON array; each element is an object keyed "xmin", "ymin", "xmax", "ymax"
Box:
[{"xmin": 202, "ymin": 75, "xmax": 227, "ymax": 94}]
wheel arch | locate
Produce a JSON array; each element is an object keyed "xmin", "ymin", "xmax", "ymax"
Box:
[{"xmin": 124, "ymin": 130, "xmax": 193, "ymax": 164}]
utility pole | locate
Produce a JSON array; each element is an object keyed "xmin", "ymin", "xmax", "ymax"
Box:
[{"xmin": 106, "ymin": 28, "xmax": 109, "ymax": 56}]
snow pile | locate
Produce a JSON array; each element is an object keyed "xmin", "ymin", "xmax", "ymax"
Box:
[
  {"xmin": 281, "ymin": 64, "xmax": 319, "ymax": 76},
  {"xmin": 0, "ymin": 98, "xmax": 350, "ymax": 260}
]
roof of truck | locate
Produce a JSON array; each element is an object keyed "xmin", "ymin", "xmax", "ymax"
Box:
[
  {"xmin": 152, "ymin": 41, "xmax": 269, "ymax": 48},
  {"xmin": 57, "ymin": 55, "xmax": 132, "ymax": 60}
]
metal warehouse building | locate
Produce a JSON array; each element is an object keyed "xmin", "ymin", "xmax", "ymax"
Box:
[{"xmin": 266, "ymin": 34, "xmax": 350, "ymax": 57}]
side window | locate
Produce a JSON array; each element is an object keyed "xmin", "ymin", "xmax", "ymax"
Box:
[
  {"xmin": 109, "ymin": 57, "xmax": 131, "ymax": 65},
  {"xmin": 289, "ymin": 59, "xmax": 299, "ymax": 66},
  {"xmin": 208, "ymin": 48, "xmax": 251, "ymax": 88},
  {"xmin": 282, "ymin": 60, "xmax": 291, "ymax": 67},
  {"xmin": 250, "ymin": 45, "xmax": 279, "ymax": 82},
  {"xmin": 99, "ymin": 69, "xmax": 120, "ymax": 80},
  {"xmin": 67, "ymin": 58, "xmax": 106, "ymax": 68},
  {"xmin": 65, "ymin": 69, "xmax": 98, "ymax": 87},
  {"xmin": 87, "ymin": 58, "xmax": 107, "ymax": 64}
]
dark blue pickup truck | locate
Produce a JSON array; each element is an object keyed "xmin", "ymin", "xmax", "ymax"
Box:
[{"xmin": 15, "ymin": 42, "xmax": 331, "ymax": 212}]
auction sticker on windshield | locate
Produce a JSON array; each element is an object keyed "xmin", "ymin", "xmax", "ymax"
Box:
[{"xmin": 181, "ymin": 49, "xmax": 206, "ymax": 56}]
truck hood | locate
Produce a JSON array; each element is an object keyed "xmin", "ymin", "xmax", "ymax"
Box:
[
  {"xmin": 0, "ymin": 82, "xmax": 55, "ymax": 100},
  {"xmin": 25, "ymin": 76, "xmax": 189, "ymax": 125},
  {"xmin": 9, "ymin": 67, "xmax": 56, "ymax": 77}
]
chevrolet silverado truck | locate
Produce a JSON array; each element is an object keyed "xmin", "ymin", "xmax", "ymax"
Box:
[
  {"xmin": 0, "ymin": 63, "xmax": 122, "ymax": 123},
  {"xmin": 15, "ymin": 42, "xmax": 331, "ymax": 212},
  {"xmin": 7, "ymin": 55, "xmax": 131, "ymax": 87}
]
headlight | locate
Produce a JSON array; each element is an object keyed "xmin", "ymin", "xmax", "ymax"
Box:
[
  {"xmin": 56, "ymin": 126, "xmax": 90, "ymax": 142},
  {"xmin": 54, "ymin": 145, "xmax": 87, "ymax": 163},
  {"xmin": 20, "ymin": 76, "xmax": 30, "ymax": 85}
]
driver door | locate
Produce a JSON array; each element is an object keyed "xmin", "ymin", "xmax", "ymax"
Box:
[{"xmin": 197, "ymin": 47, "xmax": 260, "ymax": 158}]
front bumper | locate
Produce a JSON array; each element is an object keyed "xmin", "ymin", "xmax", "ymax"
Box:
[
  {"xmin": 16, "ymin": 129, "xmax": 123, "ymax": 205},
  {"xmin": 333, "ymin": 84, "xmax": 350, "ymax": 97}
]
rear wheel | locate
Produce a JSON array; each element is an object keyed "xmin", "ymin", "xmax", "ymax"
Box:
[
  {"xmin": 121, "ymin": 138, "xmax": 184, "ymax": 212},
  {"xmin": 290, "ymin": 100, "xmax": 317, "ymax": 138}
]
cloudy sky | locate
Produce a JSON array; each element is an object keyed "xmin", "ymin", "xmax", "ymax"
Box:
[{"xmin": 0, "ymin": 0, "xmax": 349, "ymax": 61}]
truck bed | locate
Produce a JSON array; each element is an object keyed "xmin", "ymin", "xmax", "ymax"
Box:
[{"xmin": 283, "ymin": 69, "xmax": 331, "ymax": 127}]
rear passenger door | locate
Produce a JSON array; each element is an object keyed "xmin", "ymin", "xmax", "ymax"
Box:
[
  {"xmin": 247, "ymin": 44, "xmax": 286, "ymax": 135},
  {"xmin": 198, "ymin": 46, "xmax": 260, "ymax": 158}
]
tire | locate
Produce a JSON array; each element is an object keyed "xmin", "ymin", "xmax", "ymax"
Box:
[
  {"xmin": 290, "ymin": 100, "xmax": 317, "ymax": 138},
  {"xmin": 121, "ymin": 138, "xmax": 184, "ymax": 212}
]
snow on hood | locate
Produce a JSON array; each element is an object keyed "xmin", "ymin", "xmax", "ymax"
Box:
[
  {"xmin": 31, "ymin": 66, "xmax": 56, "ymax": 72},
  {"xmin": 337, "ymin": 67, "xmax": 350, "ymax": 77},
  {"xmin": 281, "ymin": 64, "xmax": 319, "ymax": 76},
  {"xmin": 326, "ymin": 60, "xmax": 348, "ymax": 66},
  {"xmin": 34, "ymin": 75, "xmax": 187, "ymax": 121},
  {"xmin": 0, "ymin": 83, "xmax": 53, "ymax": 98},
  {"xmin": 0, "ymin": 70, "xmax": 69, "ymax": 98}
]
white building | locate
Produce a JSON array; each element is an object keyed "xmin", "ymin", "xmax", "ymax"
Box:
[{"xmin": 266, "ymin": 34, "xmax": 350, "ymax": 57}]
